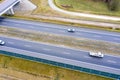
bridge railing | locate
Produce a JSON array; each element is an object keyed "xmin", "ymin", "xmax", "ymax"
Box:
[{"xmin": 0, "ymin": 0, "xmax": 21, "ymax": 16}]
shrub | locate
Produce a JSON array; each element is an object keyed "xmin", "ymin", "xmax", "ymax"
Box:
[{"xmin": 108, "ymin": 0, "xmax": 120, "ymax": 11}]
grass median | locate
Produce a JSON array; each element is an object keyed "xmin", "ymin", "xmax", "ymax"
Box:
[{"xmin": 0, "ymin": 26, "xmax": 120, "ymax": 55}]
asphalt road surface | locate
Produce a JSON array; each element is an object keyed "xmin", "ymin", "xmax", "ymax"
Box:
[
  {"xmin": 0, "ymin": 36, "xmax": 120, "ymax": 70},
  {"xmin": 0, "ymin": 18, "xmax": 120, "ymax": 43}
]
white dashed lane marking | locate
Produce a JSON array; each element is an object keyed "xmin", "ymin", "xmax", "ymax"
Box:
[
  {"xmin": 83, "ymin": 56, "xmax": 91, "ymax": 59},
  {"xmin": 29, "ymin": 26, "xmax": 35, "ymax": 28},
  {"xmin": 58, "ymin": 30, "xmax": 66, "ymax": 32},
  {"xmin": 63, "ymin": 52, "xmax": 70, "ymax": 54},
  {"xmin": 24, "ymin": 45, "xmax": 31, "ymax": 47},
  {"xmin": 8, "ymin": 41, "xmax": 14, "ymax": 44},
  {"xmin": 13, "ymin": 23, "xmax": 21, "ymax": 26},
  {"xmin": 42, "ymin": 48, "xmax": 51, "ymax": 51},
  {"xmin": 93, "ymin": 35, "xmax": 102, "ymax": 38},
  {"xmin": 113, "ymin": 38, "xmax": 120, "ymax": 40},
  {"xmin": 107, "ymin": 60, "xmax": 117, "ymax": 63}
]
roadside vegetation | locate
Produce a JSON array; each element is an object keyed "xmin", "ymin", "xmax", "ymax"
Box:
[
  {"xmin": 0, "ymin": 0, "xmax": 4, "ymax": 3},
  {"xmin": 0, "ymin": 26, "xmax": 120, "ymax": 55},
  {"xmin": 55, "ymin": 0, "xmax": 120, "ymax": 16},
  {"xmin": 0, "ymin": 68, "xmax": 49, "ymax": 80},
  {"xmin": 0, "ymin": 54, "xmax": 112, "ymax": 80},
  {"xmin": 107, "ymin": 0, "xmax": 120, "ymax": 11},
  {"xmin": 11, "ymin": 0, "xmax": 120, "ymax": 33}
]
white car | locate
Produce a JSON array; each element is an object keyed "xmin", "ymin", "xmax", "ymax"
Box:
[
  {"xmin": 89, "ymin": 52, "xmax": 104, "ymax": 58},
  {"xmin": 67, "ymin": 29, "xmax": 75, "ymax": 32},
  {"xmin": 0, "ymin": 40, "xmax": 5, "ymax": 45}
]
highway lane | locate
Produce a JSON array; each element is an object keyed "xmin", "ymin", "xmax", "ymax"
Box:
[
  {"xmin": 0, "ymin": 36, "xmax": 120, "ymax": 69},
  {"xmin": 0, "ymin": 18, "xmax": 120, "ymax": 43}
]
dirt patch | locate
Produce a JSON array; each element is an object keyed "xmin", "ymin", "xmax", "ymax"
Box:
[{"xmin": 14, "ymin": 0, "xmax": 36, "ymax": 12}]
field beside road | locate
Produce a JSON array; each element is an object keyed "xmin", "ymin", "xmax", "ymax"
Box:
[
  {"xmin": 0, "ymin": 0, "xmax": 4, "ymax": 3},
  {"xmin": 0, "ymin": 54, "xmax": 112, "ymax": 80},
  {"xmin": 12, "ymin": 0, "xmax": 120, "ymax": 33},
  {"xmin": 55, "ymin": 0, "xmax": 120, "ymax": 17}
]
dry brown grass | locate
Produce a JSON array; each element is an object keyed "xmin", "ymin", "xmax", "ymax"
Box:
[
  {"xmin": 0, "ymin": 68, "xmax": 50, "ymax": 80},
  {"xmin": 30, "ymin": 0, "xmax": 68, "ymax": 17},
  {"xmin": 0, "ymin": 54, "xmax": 112, "ymax": 80},
  {"xmin": 0, "ymin": 0, "xmax": 4, "ymax": 3}
]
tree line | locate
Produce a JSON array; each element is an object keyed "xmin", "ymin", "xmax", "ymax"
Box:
[{"xmin": 93, "ymin": 0, "xmax": 120, "ymax": 11}]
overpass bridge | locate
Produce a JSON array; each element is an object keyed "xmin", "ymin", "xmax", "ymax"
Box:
[{"xmin": 0, "ymin": 0, "xmax": 21, "ymax": 16}]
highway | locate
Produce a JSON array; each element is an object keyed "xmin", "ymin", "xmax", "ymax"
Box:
[
  {"xmin": 0, "ymin": 36, "xmax": 120, "ymax": 70},
  {"xmin": 0, "ymin": 1, "xmax": 120, "ymax": 78},
  {"xmin": 0, "ymin": 18, "xmax": 120, "ymax": 43}
]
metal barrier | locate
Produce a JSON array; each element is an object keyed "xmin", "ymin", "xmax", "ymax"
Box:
[{"xmin": 0, "ymin": 50, "xmax": 120, "ymax": 79}]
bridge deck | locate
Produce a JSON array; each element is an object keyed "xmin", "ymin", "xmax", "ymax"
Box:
[{"xmin": 0, "ymin": 0, "xmax": 20, "ymax": 16}]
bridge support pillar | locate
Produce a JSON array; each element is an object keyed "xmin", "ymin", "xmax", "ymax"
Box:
[{"xmin": 5, "ymin": 7, "xmax": 14, "ymax": 16}]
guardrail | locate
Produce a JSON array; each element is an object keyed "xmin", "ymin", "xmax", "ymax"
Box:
[{"xmin": 0, "ymin": 50, "xmax": 120, "ymax": 79}]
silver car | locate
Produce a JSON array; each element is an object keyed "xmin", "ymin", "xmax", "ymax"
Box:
[
  {"xmin": 67, "ymin": 29, "xmax": 75, "ymax": 32},
  {"xmin": 89, "ymin": 52, "xmax": 104, "ymax": 58},
  {"xmin": 0, "ymin": 40, "xmax": 5, "ymax": 45}
]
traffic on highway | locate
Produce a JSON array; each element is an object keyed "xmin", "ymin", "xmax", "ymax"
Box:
[
  {"xmin": 0, "ymin": 18, "xmax": 120, "ymax": 78},
  {"xmin": 0, "ymin": 18, "xmax": 120, "ymax": 43},
  {"xmin": 0, "ymin": 36, "xmax": 120, "ymax": 69},
  {"xmin": 0, "ymin": 0, "xmax": 120, "ymax": 79}
]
